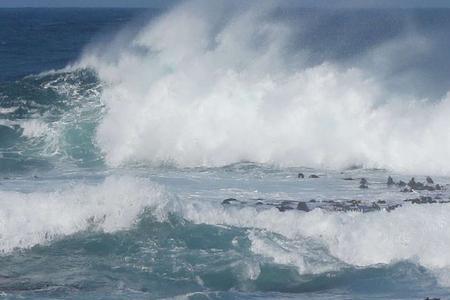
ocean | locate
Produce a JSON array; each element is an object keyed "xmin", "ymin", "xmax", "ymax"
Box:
[{"xmin": 1, "ymin": 2, "xmax": 450, "ymax": 299}]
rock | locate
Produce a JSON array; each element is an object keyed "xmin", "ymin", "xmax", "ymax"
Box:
[
  {"xmin": 348, "ymin": 199, "xmax": 362, "ymax": 205},
  {"xmin": 386, "ymin": 204, "xmax": 402, "ymax": 212},
  {"xmin": 298, "ymin": 173, "xmax": 304, "ymax": 178},
  {"xmin": 398, "ymin": 180, "xmax": 407, "ymax": 187},
  {"xmin": 359, "ymin": 184, "xmax": 368, "ymax": 189},
  {"xmin": 296, "ymin": 201, "xmax": 309, "ymax": 212},
  {"xmin": 377, "ymin": 200, "xmax": 386, "ymax": 204},
  {"xmin": 408, "ymin": 177, "xmax": 416, "ymax": 188},
  {"xmin": 343, "ymin": 177, "xmax": 354, "ymax": 180},
  {"xmin": 371, "ymin": 202, "xmax": 381, "ymax": 210},
  {"xmin": 309, "ymin": 174, "xmax": 319, "ymax": 178},
  {"xmin": 387, "ymin": 176, "xmax": 395, "ymax": 185},
  {"xmin": 423, "ymin": 185, "xmax": 436, "ymax": 191},
  {"xmin": 309, "ymin": 199, "xmax": 317, "ymax": 203},
  {"xmin": 222, "ymin": 198, "xmax": 238, "ymax": 205},
  {"xmin": 277, "ymin": 201, "xmax": 295, "ymax": 212},
  {"xmin": 436, "ymin": 184, "xmax": 442, "ymax": 190},
  {"xmin": 426, "ymin": 176, "xmax": 434, "ymax": 184},
  {"xmin": 404, "ymin": 196, "xmax": 437, "ymax": 204},
  {"xmin": 360, "ymin": 178, "xmax": 368, "ymax": 185},
  {"xmin": 406, "ymin": 177, "xmax": 431, "ymax": 190},
  {"xmin": 424, "ymin": 297, "xmax": 440, "ymax": 300}
]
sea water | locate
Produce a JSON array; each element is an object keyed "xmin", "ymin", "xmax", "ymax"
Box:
[{"xmin": 1, "ymin": 3, "xmax": 450, "ymax": 299}]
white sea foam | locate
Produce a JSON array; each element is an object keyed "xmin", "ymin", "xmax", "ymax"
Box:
[
  {"xmin": 2, "ymin": 174, "xmax": 450, "ymax": 285},
  {"xmin": 20, "ymin": 119, "xmax": 49, "ymax": 138},
  {"xmin": 179, "ymin": 200, "xmax": 450, "ymax": 284},
  {"xmin": 0, "ymin": 176, "xmax": 169, "ymax": 252},
  {"xmin": 0, "ymin": 107, "xmax": 18, "ymax": 114},
  {"xmin": 75, "ymin": 0, "xmax": 450, "ymax": 175}
]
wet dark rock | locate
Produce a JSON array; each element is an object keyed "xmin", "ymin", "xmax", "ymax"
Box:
[
  {"xmin": 398, "ymin": 180, "xmax": 407, "ymax": 187},
  {"xmin": 360, "ymin": 178, "xmax": 368, "ymax": 185},
  {"xmin": 407, "ymin": 177, "xmax": 424, "ymax": 189},
  {"xmin": 401, "ymin": 187, "xmax": 412, "ymax": 193},
  {"xmin": 298, "ymin": 173, "xmax": 304, "ymax": 179},
  {"xmin": 296, "ymin": 201, "xmax": 309, "ymax": 212},
  {"xmin": 256, "ymin": 201, "xmax": 264, "ymax": 205},
  {"xmin": 371, "ymin": 202, "xmax": 381, "ymax": 210},
  {"xmin": 386, "ymin": 204, "xmax": 402, "ymax": 212},
  {"xmin": 309, "ymin": 199, "xmax": 317, "ymax": 203},
  {"xmin": 343, "ymin": 177, "xmax": 354, "ymax": 180},
  {"xmin": 359, "ymin": 184, "xmax": 368, "ymax": 189},
  {"xmin": 387, "ymin": 176, "xmax": 395, "ymax": 186},
  {"xmin": 424, "ymin": 297, "xmax": 440, "ymax": 300},
  {"xmin": 436, "ymin": 184, "xmax": 442, "ymax": 190},
  {"xmin": 309, "ymin": 174, "xmax": 319, "ymax": 178},
  {"xmin": 277, "ymin": 201, "xmax": 296, "ymax": 212},
  {"xmin": 423, "ymin": 185, "xmax": 436, "ymax": 191},
  {"xmin": 426, "ymin": 176, "xmax": 434, "ymax": 184},
  {"xmin": 404, "ymin": 196, "xmax": 437, "ymax": 204},
  {"xmin": 348, "ymin": 199, "xmax": 362, "ymax": 205},
  {"xmin": 405, "ymin": 177, "xmax": 436, "ymax": 191},
  {"xmin": 222, "ymin": 198, "xmax": 238, "ymax": 205},
  {"xmin": 377, "ymin": 200, "xmax": 386, "ymax": 204}
]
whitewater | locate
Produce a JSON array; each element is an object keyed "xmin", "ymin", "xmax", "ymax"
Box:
[{"xmin": 1, "ymin": 1, "xmax": 450, "ymax": 299}]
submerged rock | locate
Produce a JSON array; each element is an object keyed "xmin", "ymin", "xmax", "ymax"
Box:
[
  {"xmin": 298, "ymin": 173, "xmax": 304, "ymax": 178},
  {"xmin": 309, "ymin": 174, "xmax": 319, "ymax": 178}
]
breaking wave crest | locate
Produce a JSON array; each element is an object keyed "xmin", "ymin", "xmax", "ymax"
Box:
[
  {"xmin": 72, "ymin": 0, "xmax": 450, "ymax": 175},
  {"xmin": 2, "ymin": 175, "xmax": 450, "ymax": 288}
]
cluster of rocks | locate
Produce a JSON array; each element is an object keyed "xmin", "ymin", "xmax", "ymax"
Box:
[
  {"xmin": 221, "ymin": 197, "xmax": 405, "ymax": 213},
  {"xmin": 387, "ymin": 176, "xmax": 442, "ymax": 192},
  {"xmin": 298, "ymin": 173, "xmax": 319, "ymax": 179},
  {"xmin": 344, "ymin": 175, "xmax": 444, "ymax": 192},
  {"xmin": 221, "ymin": 174, "xmax": 448, "ymax": 213},
  {"xmin": 221, "ymin": 194, "xmax": 450, "ymax": 213}
]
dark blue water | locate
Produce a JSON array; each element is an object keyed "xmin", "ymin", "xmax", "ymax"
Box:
[
  {"xmin": 1, "ymin": 5, "xmax": 450, "ymax": 300},
  {"xmin": 0, "ymin": 8, "xmax": 146, "ymax": 81}
]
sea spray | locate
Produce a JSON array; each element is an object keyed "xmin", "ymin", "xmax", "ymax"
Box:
[{"xmin": 76, "ymin": 1, "xmax": 450, "ymax": 175}]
